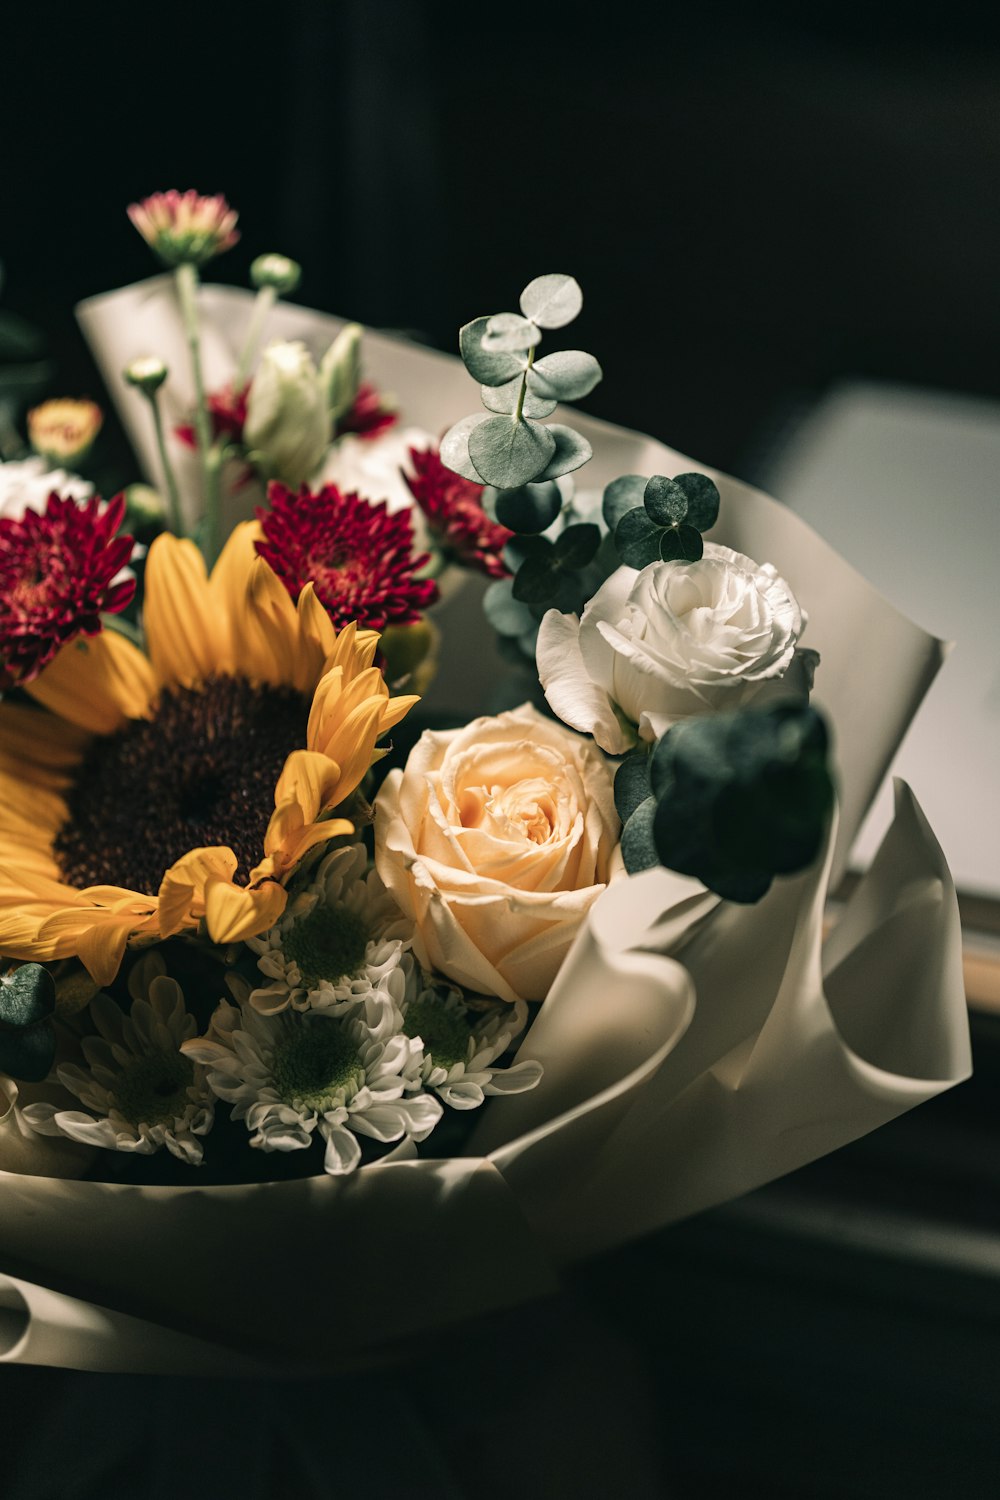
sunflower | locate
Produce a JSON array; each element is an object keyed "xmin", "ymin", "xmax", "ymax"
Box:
[{"xmin": 0, "ymin": 523, "xmax": 417, "ymax": 986}]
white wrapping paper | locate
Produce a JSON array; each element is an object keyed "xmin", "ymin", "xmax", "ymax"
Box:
[{"xmin": 0, "ymin": 281, "xmax": 967, "ymax": 1372}]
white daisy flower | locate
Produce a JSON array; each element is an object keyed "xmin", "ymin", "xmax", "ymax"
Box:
[
  {"xmin": 0, "ymin": 456, "xmax": 92, "ymax": 521},
  {"xmin": 21, "ymin": 954, "xmax": 214, "ymax": 1163},
  {"xmin": 401, "ymin": 981, "xmax": 544, "ymax": 1110},
  {"xmin": 182, "ymin": 994, "xmax": 442, "ymax": 1175},
  {"xmin": 246, "ymin": 843, "xmax": 413, "ymax": 1016}
]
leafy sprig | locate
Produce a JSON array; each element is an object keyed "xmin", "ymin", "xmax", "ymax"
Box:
[
  {"xmin": 442, "ymin": 274, "xmax": 602, "ymax": 491},
  {"xmin": 604, "ymin": 471, "xmax": 720, "ymax": 567}
]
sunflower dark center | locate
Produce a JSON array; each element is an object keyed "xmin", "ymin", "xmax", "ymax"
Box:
[{"xmin": 54, "ymin": 676, "xmax": 310, "ymax": 896}]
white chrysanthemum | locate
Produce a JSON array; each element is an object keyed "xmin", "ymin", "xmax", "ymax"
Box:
[
  {"xmin": 21, "ymin": 955, "xmax": 214, "ymax": 1162},
  {"xmin": 182, "ymin": 992, "xmax": 442, "ymax": 1175},
  {"xmin": 401, "ymin": 980, "xmax": 544, "ymax": 1110},
  {"xmin": 0, "ymin": 456, "xmax": 92, "ymax": 521},
  {"xmin": 246, "ymin": 843, "xmax": 413, "ymax": 1016}
]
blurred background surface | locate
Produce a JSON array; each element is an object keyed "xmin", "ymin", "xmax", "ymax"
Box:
[{"xmin": 1, "ymin": 2, "xmax": 999, "ymax": 1494}]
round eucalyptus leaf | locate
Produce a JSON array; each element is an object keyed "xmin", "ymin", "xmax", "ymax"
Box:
[
  {"xmin": 494, "ymin": 482, "xmax": 563, "ymax": 535},
  {"xmin": 0, "ymin": 1022, "xmax": 56, "ymax": 1084},
  {"xmin": 481, "ymin": 378, "xmax": 557, "ymax": 419},
  {"xmin": 614, "ymin": 507, "xmax": 662, "ymax": 569},
  {"xmin": 459, "ymin": 316, "xmax": 527, "ymax": 386},
  {"xmin": 554, "ymin": 522, "xmax": 601, "ymax": 571},
  {"xmin": 512, "ymin": 555, "xmax": 561, "ymax": 605},
  {"xmin": 468, "ymin": 415, "xmax": 556, "ymax": 488},
  {"xmin": 527, "ymin": 350, "xmax": 603, "ymax": 402},
  {"xmin": 483, "ymin": 311, "xmax": 543, "ymax": 353},
  {"xmin": 532, "ymin": 424, "xmax": 593, "ymax": 482},
  {"xmin": 502, "ymin": 532, "xmax": 552, "ymax": 573},
  {"xmin": 659, "ymin": 524, "xmax": 704, "ymax": 563},
  {"xmin": 0, "ymin": 963, "xmax": 56, "ymax": 1028},
  {"xmin": 675, "ymin": 472, "xmax": 720, "ymax": 532},
  {"xmin": 643, "ymin": 475, "xmax": 688, "ymax": 526},
  {"xmin": 621, "ymin": 797, "xmax": 661, "ymax": 875},
  {"xmin": 483, "ymin": 578, "xmax": 537, "ymax": 638},
  {"xmin": 519, "ymin": 274, "xmax": 583, "ymax": 329},
  {"xmin": 614, "ymin": 750, "xmax": 652, "ymax": 824},
  {"xmin": 602, "ymin": 474, "xmax": 647, "ymax": 530},
  {"xmin": 440, "ymin": 412, "xmax": 490, "ymax": 482}
]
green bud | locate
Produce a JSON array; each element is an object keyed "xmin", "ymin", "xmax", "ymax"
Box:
[
  {"xmin": 123, "ymin": 356, "xmax": 169, "ymax": 395},
  {"xmin": 124, "ymin": 483, "xmax": 166, "ymax": 523},
  {"xmin": 251, "ymin": 253, "xmax": 302, "ymax": 296},
  {"xmin": 244, "ymin": 340, "xmax": 329, "ymax": 487}
]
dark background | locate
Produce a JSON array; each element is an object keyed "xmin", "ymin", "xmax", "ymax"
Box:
[{"xmin": 2, "ymin": 3, "xmax": 1000, "ymax": 1495}]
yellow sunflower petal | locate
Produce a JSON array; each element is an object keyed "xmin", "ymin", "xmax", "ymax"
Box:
[
  {"xmin": 204, "ymin": 877, "xmax": 287, "ymax": 945},
  {"xmin": 157, "ymin": 846, "xmax": 238, "ymax": 938},
  {"xmin": 208, "ymin": 520, "xmax": 261, "ymax": 621},
  {"xmin": 144, "ymin": 534, "xmax": 231, "ymax": 687},
  {"xmin": 0, "ymin": 771, "xmax": 67, "ymax": 835},
  {"xmin": 35, "ymin": 908, "xmax": 145, "ymax": 987},
  {"xmin": 27, "ymin": 630, "xmax": 156, "ymax": 734},
  {"xmin": 0, "ymin": 702, "xmax": 89, "ymax": 781}
]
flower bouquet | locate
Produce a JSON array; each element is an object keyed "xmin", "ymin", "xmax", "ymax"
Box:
[{"xmin": 0, "ymin": 193, "xmax": 969, "ymax": 1375}]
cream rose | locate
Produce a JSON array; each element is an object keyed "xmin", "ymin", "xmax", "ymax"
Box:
[
  {"xmin": 374, "ymin": 704, "xmax": 620, "ymax": 1003},
  {"xmin": 536, "ymin": 543, "xmax": 814, "ymax": 754}
]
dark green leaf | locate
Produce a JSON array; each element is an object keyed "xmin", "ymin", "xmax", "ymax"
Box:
[
  {"xmin": 0, "ymin": 1023, "xmax": 56, "ymax": 1083},
  {"xmin": 0, "ymin": 964, "xmax": 56, "ymax": 1029},
  {"xmin": 483, "ymin": 578, "xmax": 537, "ymax": 638},
  {"xmin": 621, "ymin": 797, "xmax": 660, "ymax": 874},
  {"xmin": 459, "ymin": 316, "xmax": 527, "ymax": 387},
  {"xmin": 533, "ymin": 424, "xmax": 592, "ymax": 482},
  {"xmin": 527, "ymin": 350, "xmax": 602, "ymax": 402},
  {"xmin": 659, "ymin": 525, "xmax": 704, "ymax": 562},
  {"xmin": 614, "ymin": 507, "xmax": 662, "ymax": 569},
  {"xmin": 512, "ymin": 555, "xmax": 562, "ymax": 605},
  {"xmin": 554, "ymin": 522, "xmax": 601, "ymax": 571},
  {"xmin": 643, "ymin": 475, "xmax": 689, "ymax": 526},
  {"xmin": 674, "ymin": 472, "xmax": 720, "ymax": 532},
  {"xmin": 494, "ymin": 482, "xmax": 563, "ymax": 535},
  {"xmin": 468, "ymin": 415, "xmax": 556, "ymax": 488},
  {"xmin": 602, "ymin": 474, "xmax": 647, "ymax": 530},
  {"xmin": 614, "ymin": 750, "xmax": 652, "ymax": 823},
  {"xmin": 503, "ymin": 532, "xmax": 553, "ymax": 573}
]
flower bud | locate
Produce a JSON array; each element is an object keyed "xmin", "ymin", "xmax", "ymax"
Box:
[
  {"xmin": 243, "ymin": 341, "xmax": 329, "ymax": 488},
  {"xmin": 123, "ymin": 483, "xmax": 166, "ymax": 525},
  {"xmin": 127, "ymin": 190, "xmax": 239, "ymax": 266},
  {"xmin": 27, "ymin": 399, "xmax": 103, "ymax": 467},
  {"xmin": 123, "ymin": 356, "xmax": 169, "ymax": 395},
  {"xmin": 250, "ymin": 254, "xmax": 302, "ymax": 296}
]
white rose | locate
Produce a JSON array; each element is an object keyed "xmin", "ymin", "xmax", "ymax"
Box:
[
  {"xmin": 374, "ymin": 703, "xmax": 620, "ymax": 1003},
  {"xmin": 244, "ymin": 340, "xmax": 330, "ymax": 488},
  {"xmin": 0, "ymin": 457, "xmax": 92, "ymax": 521},
  {"xmin": 317, "ymin": 424, "xmax": 436, "ymax": 549},
  {"xmin": 537, "ymin": 543, "xmax": 813, "ymax": 754}
]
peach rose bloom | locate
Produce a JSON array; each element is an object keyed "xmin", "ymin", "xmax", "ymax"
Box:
[{"xmin": 374, "ymin": 703, "xmax": 620, "ymax": 1003}]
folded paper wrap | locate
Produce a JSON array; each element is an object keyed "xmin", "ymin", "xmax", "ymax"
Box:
[{"xmin": 0, "ymin": 283, "xmax": 967, "ymax": 1373}]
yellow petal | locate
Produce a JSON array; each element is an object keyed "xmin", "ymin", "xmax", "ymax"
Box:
[
  {"xmin": 27, "ymin": 630, "xmax": 156, "ymax": 734},
  {"xmin": 0, "ymin": 702, "xmax": 89, "ymax": 781},
  {"xmin": 157, "ymin": 846, "xmax": 238, "ymax": 937},
  {"xmin": 144, "ymin": 534, "xmax": 230, "ymax": 687},
  {"xmin": 204, "ymin": 877, "xmax": 287, "ymax": 944}
]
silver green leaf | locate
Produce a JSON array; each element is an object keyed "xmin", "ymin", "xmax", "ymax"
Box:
[
  {"xmin": 620, "ymin": 796, "xmax": 661, "ymax": 874},
  {"xmin": 519, "ymin": 273, "xmax": 583, "ymax": 329},
  {"xmin": 483, "ymin": 312, "xmax": 542, "ymax": 353},
  {"xmin": 533, "ymin": 423, "xmax": 593, "ymax": 482},
  {"xmin": 603, "ymin": 474, "xmax": 647, "ymax": 530},
  {"xmin": 644, "ymin": 475, "xmax": 689, "ymax": 526},
  {"xmin": 483, "ymin": 579, "xmax": 537, "ymax": 638},
  {"xmin": 527, "ymin": 350, "xmax": 602, "ymax": 402},
  {"xmin": 459, "ymin": 316, "xmax": 527, "ymax": 387},
  {"xmin": 441, "ymin": 412, "xmax": 490, "ymax": 482},
  {"xmin": 481, "ymin": 377, "xmax": 557, "ymax": 419},
  {"xmin": 674, "ymin": 472, "xmax": 721, "ymax": 532},
  {"xmin": 468, "ymin": 415, "xmax": 557, "ymax": 488}
]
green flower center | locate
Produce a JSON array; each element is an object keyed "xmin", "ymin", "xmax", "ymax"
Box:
[
  {"xmin": 272, "ymin": 1022, "xmax": 365, "ymax": 1112},
  {"xmin": 112, "ymin": 1048, "xmax": 195, "ymax": 1128},
  {"xmin": 282, "ymin": 905, "xmax": 371, "ymax": 990},
  {"xmin": 404, "ymin": 997, "xmax": 471, "ymax": 1072}
]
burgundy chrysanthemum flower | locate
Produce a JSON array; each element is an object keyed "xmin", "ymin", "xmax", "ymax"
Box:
[
  {"xmin": 176, "ymin": 382, "xmax": 249, "ymax": 450},
  {"xmin": 128, "ymin": 190, "xmax": 239, "ymax": 266},
  {"xmin": 335, "ymin": 382, "xmax": 398, "ymax": 442},
  {"xmin": 0, "ymin": 492, "xmax": 135, "ymax": 689},
  {"xmin": 256, "ymin": 483, "xmax": 438, "ymax": 633},
  {"xmin": 403, "ymin": 446, "xmax": 513, "ymax": 579}
]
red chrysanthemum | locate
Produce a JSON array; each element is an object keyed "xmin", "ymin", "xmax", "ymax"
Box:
[
  {"xmin": 335, "ymin": 381, "xmax": 398, "ymax": 442},
  {"xmin": 256, "ymin": 483, "xmax": 438, "ymax": 632},
  {"xmin": 403, "ymin": 446, "xmax": 513, "ymax": 579},
  {"xmin": 0, "ymin": 492, "xmax": 135, "ymax": 689},
  {"xmin": 176, "ymin": 382, "xmax": 249, "ymax": 450}
]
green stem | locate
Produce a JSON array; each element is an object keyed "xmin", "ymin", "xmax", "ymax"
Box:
[
  {"xmin": 144, "ymin": 387, "xmax": 185, "ymax": 537},
  {"xmin": 174, "ymin": 261, "xmax": 218, "ymax": 564},
  {"xmin": 514, "ymin": 345, "xmax": 536, "ymax": 423},
  {"xmin": 201, "ymin": 443, "xmax": 225, "ymax": 569},
  {"xmin": 233, "ymin": 284, "xmax": 276, "ymax": 388}
]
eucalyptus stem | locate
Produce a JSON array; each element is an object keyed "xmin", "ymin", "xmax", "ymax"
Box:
[
  {"xmin": 143, "ymin": 387, "xmax": 184, "ymax": 537},
  {"xmin": 174, "ymin": 261, "xmax": 220, "ymax": 565},
  {"xmin": 233, "ymin": 284, "xmax": 277, "ymax": 387},
  {"xmin": 514, "ymin": 346, "xmax": 536, "ymax": 423}
]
